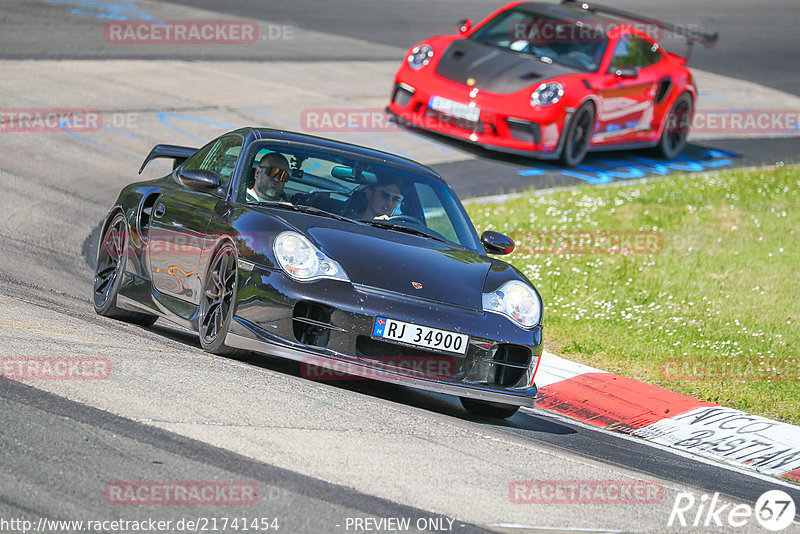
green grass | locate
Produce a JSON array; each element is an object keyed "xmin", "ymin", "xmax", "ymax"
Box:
[{"xmin": 466, "ymin": 165, "xmax": 800, "ymax": 423}]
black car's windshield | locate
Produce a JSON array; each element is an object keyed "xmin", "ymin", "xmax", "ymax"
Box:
[
  {"xmin": 470, "ymin": 7, "xmax": 609, "ymax": 72},
  {"xmin": 238, "ymin": 142, "xmax": 482, "ymax": 252},
  {"xmin": 263, "ymin": 201, "xmax": 364, "ymax": 225},
  {"xmin": 363, "ymin": 219, "xmax": 450, "ymax": 244}
]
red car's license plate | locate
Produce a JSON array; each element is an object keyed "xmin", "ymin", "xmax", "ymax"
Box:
[{"xmin": 429, "ymin": 96, "xmax": 481, "ymax": 123}]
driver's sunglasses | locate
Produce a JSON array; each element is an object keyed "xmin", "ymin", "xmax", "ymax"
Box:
[
  {"xmin": 259, "ymin": 166, "xmax": 288, "ymax": 183},
  {"xmin": 377, "ymin": 189, "xmax": 403, "ymax": 204}
]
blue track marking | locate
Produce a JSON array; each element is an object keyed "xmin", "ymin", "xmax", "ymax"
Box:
[
  {"xmin": 42, "ymin": 0, "xmax": 155, "ymax": 20},
  {"xmin": 102, "ymin": 125, "xmax": 138, "ymax": 139},
  {"xmin": 517, "ymin": 149, "xmax": 738, "ymax": 184},
  {"xmin": 58, "ymin": 121, "xmax": 139, "ymax": 158}
]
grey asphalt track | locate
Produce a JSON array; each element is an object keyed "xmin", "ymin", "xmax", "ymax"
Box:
[
  {"xmin": 1, "ymin": 1, "xmax": 799, "ymax": 532},
  {"xmin": 88, "ymin": 0, "xmax": 800, "ymax": 96}
]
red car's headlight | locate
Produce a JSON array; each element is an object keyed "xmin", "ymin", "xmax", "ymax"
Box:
[
  {"xmin": 408, "ymin": 44, "xmax": 434, "ymax": 70},
  {"xmin": 531, "ymin": 82, "xmax": 564, "ymax": 106}
]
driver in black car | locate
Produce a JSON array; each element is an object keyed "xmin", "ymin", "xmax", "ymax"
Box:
[{"xmin": 247, "ymin": 153, "xmax": 291, "ymax": 202}]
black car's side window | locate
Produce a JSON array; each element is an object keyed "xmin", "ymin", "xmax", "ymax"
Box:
[
  {"xmin": 178, "ymin": 136, "xmax": 243, "ymax": 189},
  {"xmin": 200, "ymin": 136, "xmax": 243, "ymax": 188},
  {"xmin": 608, "ymin": 35, "xmax": 661, "ymax": 71},
  {"xmin": 179, "ymin": 142, "xmax": 215, "ymax": 174}
]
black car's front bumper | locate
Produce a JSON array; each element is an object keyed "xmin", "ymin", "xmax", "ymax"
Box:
[{"xmin": 226, "ymin": 263, "xmax": 542, "ymax": 407}]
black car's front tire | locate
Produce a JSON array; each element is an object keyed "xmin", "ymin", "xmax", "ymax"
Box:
[
  {"xmin": 93, "ymin": 212, "xmax": 158, "ymax": 326},
  {"xmin": 460, "ymin": 397, "xmax": 521, "ymax": 419},
  {"xmin": 198, "ymin": 242, "xmax": 249, "ymax": 359}
]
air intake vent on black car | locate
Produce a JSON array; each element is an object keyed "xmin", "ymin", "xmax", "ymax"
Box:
[
  {"xmin": 492, "ymin": 344, "xmax": 532, "ymax": 387},
  {"xmin": 293, "ymin": 301, "xmax": 337, "ymax": 347},
  {"xmin": 138, "ymin": 192, "xmax": 160, "ymax": 241}
]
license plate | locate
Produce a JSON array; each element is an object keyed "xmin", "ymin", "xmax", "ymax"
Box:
[
  {"xmin": 372, "ymin": 316, "xmax": 469, "ymax": 355},
  {"xmin": 429, "ymin": 96, "xmax": 481, "ymax": 123}
]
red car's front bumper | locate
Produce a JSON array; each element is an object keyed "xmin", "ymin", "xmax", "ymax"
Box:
[{"xmin": 387, "ymin": 71, "xmax": 572, "ymax": 159}]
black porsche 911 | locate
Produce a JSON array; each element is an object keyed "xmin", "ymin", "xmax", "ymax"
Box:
[{"xmin": 93, "ymin": 128, "xmax": 543, "ymax": 418}]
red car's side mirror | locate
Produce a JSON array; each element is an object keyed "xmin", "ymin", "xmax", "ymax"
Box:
[{"xmin": 458, "ymin": 19, "xmax": 472, "ymax": 34}]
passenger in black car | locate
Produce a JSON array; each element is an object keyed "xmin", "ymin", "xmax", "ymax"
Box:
[{"xmin": 343, "ymin": 176, "xmax": 404, "ymax": 220}]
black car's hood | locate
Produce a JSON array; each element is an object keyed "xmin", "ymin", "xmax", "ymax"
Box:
[
  {"xmin": 435, "ymin": 39, "xmax": 577, "ymax": 94},
  {"xmin": 281, "ymin": 214, "xmax": 491, "ymax": 309}
]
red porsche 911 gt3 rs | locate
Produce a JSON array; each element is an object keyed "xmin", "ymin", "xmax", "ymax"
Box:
[{"xmin": 388, "ymin": 0, "xmax": 717, "ymax": 166}]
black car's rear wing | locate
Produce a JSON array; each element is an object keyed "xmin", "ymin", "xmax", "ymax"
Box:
[
  {"xmin": 560, "ymin": 0, "xmax": 718, "ymax": 58},
  {"xmin": 138, "ymin": 144, "xmax": 198, "ymax": 174}
]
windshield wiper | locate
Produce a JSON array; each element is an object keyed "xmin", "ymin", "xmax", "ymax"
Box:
[
  {"xmin": 363, "ymin": 220, "xmax": 449, "ymax": 244},
  {"xmin": 260, "ymin": 201, "xmax": 364, "ymax": 225}
]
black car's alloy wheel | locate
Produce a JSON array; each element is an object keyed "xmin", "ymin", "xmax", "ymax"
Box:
[
  {"xmin": 198, "ymin": 242, "xmax": 248, "ymax": 359},
  {"xmin": 659, "ymin": 93, "xmax": 693, "ymax": 159},
  {"xmin": 93, "ymin": 212, "xmax": 157, "ymax": 326},
  {"xmin": 560, "ymin": 102, "xmax": 595, "ymax": 167}
]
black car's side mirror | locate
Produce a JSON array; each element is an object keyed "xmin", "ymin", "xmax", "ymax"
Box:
[
  {"xmin": 458, "ymin": 19, "xmax": 472, "ymax": 34},
  {"xmin": 481, "ymin": 231, "xmax": 515, "ymax": 255},
  {"xmin": 613, "ymin": 66, "xmax": 638, "ymax": 79},
  {"xmin": 179, "ymin": 169, "xmax": 221, "ymax": 192}
]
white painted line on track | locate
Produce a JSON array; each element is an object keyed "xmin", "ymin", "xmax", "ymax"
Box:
[
  {"xmin": 521, "ymin": 406, "xmax": 800, "ymax": 492},
  {"xmin": 487, "ymin": 523, "xmax": 622, "ymax": 532}
]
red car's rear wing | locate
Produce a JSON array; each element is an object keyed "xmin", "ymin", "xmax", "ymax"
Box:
[{"xmin": 560, "ymin": 0, "xmax": 718, "ymax": 57}]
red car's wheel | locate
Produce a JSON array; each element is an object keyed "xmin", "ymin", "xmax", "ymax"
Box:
[
  {"xmin": 658, "ymin": 93, "xmax": 693, "ymax": 159},
  {"xmin": 560, "ymin": 102, "xmax": 595, "ymax": 167}
]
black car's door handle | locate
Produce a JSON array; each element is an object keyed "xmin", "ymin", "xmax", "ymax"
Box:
[{"xmin": 153, "ymin": 204, "xmax": 165, "ymax": 218}]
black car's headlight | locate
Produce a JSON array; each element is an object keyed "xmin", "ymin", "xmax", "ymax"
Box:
[
  {"xmin": 482, "ymin": 280, "xmax": 542, "ymax": 328},
  {"xmin": 408, "ymin": 44, "xmax": 434, "ymax": 70},
  {"xmin": 530, "ymin": 82, "xmax": 564, "ymax": 106},
  {"xmin": 273, "ymin": 231, "xmax": 348, "ymax": 282}
]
